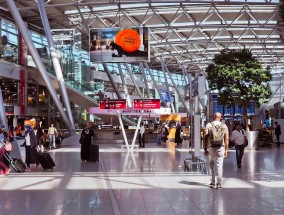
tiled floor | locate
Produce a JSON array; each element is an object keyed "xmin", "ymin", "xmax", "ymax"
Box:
[{"xmin": 1, "ymin": 135, "xmax": 284, "ymax": 215}]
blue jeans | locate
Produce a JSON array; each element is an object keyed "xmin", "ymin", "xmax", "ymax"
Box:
[
  {"xmin": 235, "ymin": 145, "xmax": 245, "ymax": 166},
  {"xmin": 49, "ymin": 134, "xmax": 56, "ymax": 148},
  {"xmin": 157, "ymin": 134, "xmax": 161, "ymax": 145}
]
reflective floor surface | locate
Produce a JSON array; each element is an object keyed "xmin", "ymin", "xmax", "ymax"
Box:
[{"xmin": 0, "ymin": 135, "xmax": 284, "ymax": 215}]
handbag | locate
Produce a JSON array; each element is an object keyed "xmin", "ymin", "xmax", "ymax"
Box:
[{"xmin": 244, "ymin": 136, "xmax": 248, "ymax": 147}]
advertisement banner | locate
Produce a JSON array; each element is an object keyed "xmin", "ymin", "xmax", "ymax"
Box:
[
  {"xmin": 89, "ymin": 27, "xmax": 149, "ymax": 62},
  {"xmin": 20, "ymin": 70, "xmax": 25, "ymax": 114}
]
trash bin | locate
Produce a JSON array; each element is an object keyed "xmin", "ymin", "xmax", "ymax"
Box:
[{"xmin": 247, "ymin": 131, "xmax": 259, "ymax": 150}]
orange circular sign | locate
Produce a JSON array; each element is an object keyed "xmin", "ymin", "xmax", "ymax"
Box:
[{"xmin": 115, "ymin": 29, "xmax": 141, "ymax": 52}]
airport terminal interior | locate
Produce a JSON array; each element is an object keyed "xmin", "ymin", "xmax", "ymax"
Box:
[{"xmin": 0, "ymin": 0, "xmax": 284, "ymax": 215}]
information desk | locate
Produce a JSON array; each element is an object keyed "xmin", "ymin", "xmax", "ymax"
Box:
[{"xmin": 93, "ymin": 129, "xmax": 158, "ymax": 144}]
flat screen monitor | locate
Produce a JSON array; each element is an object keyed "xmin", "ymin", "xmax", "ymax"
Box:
[{"xmin": 89, "ymin": 27, "xmax": 149, "ymax": 63}]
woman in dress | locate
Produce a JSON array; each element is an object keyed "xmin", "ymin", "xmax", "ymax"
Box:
[
  {"xmin": 175, "ymin": 123, "xmax": 183, "ymax": 147},
  {"xmin": 80, "ymin": 122, "xmax": 95, "ymax": 162},
  {"xmin": 24, "ymin": 124, "xmax": 40, "ymax": 171}
]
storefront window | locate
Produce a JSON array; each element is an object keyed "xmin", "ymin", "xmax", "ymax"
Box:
[
  {"xmin": 0, "ymin": 78, "xmax": 18, "ymax": 104},
  {"xmin": 27, "ymin": 84, "xmax": 37, "ymax": 106}
]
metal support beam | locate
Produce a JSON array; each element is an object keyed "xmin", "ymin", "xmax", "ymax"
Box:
[
  {"xmin": 102, "ymin": 63, "xmax": 122, "ymax": 99},
  {"xmin": 125, "ymin": 63, "xmax": 143, "ymax": 98},
  {"xmin": 6, "ymin": 0, "xmax": 73, "ymax": 132},
  {"xmin": 117, "ymin": 110, "xmax": 130, "ymax": 150},
  {"xmin": 162, "ymin": 60, "xmax": 191, "ymax": 116},
  {"xmin": 130, "ymin": 110, "xmax": 143, "ymax": 150},
  {"xmin": 37, "ymin": 0, "xmax": 75, "ymax": 134},
  {"xmin": 181, "ymin": 65, "xmax": 188, "ymax": 86},
  {"xmin": 160, "ymin": 59, "xmax": 175, "ymax": 113},
  {"xmin": 143, "ymin": 62, "xmax": 167, "ymax": 107},
  {"xmin": 117, "ymin": 63, "xmax": 131, "ymax": 107},
  {"xmin": 0, "ymin": 87, "xmax": 8, "ymax": 130},
  {"xmin": 140, "ymin": 62, "xmax": 150, "ymax": 98}
]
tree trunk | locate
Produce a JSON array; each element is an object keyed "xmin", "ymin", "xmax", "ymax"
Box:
[{"xmin": 243, "ymin": 101, "xmax": 249, "ymax": 131}]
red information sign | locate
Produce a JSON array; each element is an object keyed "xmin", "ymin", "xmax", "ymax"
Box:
[
  {"xmin": 99, "ymin": 99, "xmax": 127, "ymax": 109},
  {"xmin": 134, "ymin": 99, "xmax": 161, "ymax": 109}
]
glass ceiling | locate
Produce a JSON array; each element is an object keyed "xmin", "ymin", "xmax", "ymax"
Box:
[{"xmin": 0, "ymin": 0, "xmax": 283, "ymax": 108}]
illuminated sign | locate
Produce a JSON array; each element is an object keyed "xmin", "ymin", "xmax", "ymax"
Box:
[
  {"xmin": 89, "ymin": 27, "xmax": 149, "ymax": 63},
  {"xmin": 99, "ymin": 99, "xmax": 127, "ymax": 109},
  {"xmin": 134, "ymin": 99, "xmax": 160, "ymax": 109}
]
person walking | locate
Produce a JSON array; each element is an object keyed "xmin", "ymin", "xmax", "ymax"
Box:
[
  {"xmin": 0, "ymin": 130, "xmax": 11, "ymax": 175},
  {"xmin": 138, "ymin": 122, "xmax": 145, "ymax": 148},
  {"xmin": 175, "ymin": 123, "xmax": 183, "ymax": 147},
  {"xmin": 156, "ymin": 125, "xmax": 162, "ymax": 146},
  {"xmin": 15, "ymin": 123, "xmax": 22, "ymax": 137},
  {"xmin": 204, "ymin": 112, "xmax": 229, "ymax": 189},
  {"xmin": 36, "ymin": 120, "xmax": 44, "ymax": 148},
  {"xmin": 48, "ymin": 123, "xmax": 57, "ymax": 149},
  {"xmin": 23, "ymin": 124, "xmax": 40, "ymax": 171},
  {"xmin": 274, "ymin": 122, "xmax": 281, "ymax": 147},
  {"xmin": 161, "ymin": 124, "xmax": 169, "ymax": 144},
  {"xmin": 230, "ymin": 123, "xmax": 247, "ymax": 168},
  {"xmin": 80, "ymin": 122, "xmax": 95, "ymax": 162}
]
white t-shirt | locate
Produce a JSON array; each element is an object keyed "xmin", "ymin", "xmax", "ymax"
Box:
[
  {"xmin": 230, "ymin": 129, "xmax": 247, "ymax": 145},
  {"xmin": 140, "ymin": 125, "xmax": 145, "ymax": 135}
]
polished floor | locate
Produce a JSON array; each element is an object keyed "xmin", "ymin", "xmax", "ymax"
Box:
[{"xmin": 0, "ymin": 135, "xmax": 283, "ymax": 215}]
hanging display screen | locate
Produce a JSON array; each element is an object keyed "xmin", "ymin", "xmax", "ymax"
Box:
[
  {"xmin": 99, "ymin": 99, "xmax": 127, "ymax": 109},
  {"xmin": 89, "ymin": 27, "xmax": 149, "ymax": 63},
  {"xmin": 133, "ymin": 99, "xmax": 161, "ymax": 109}
]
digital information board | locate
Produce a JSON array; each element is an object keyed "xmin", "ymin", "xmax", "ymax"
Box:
[
  {"xmin": 133, "ymin": 99, "xmax": 161, "ymax": 109},
  {"xmin": 99, "ymin": 99, "xmax": 127, "ymax": 109}
]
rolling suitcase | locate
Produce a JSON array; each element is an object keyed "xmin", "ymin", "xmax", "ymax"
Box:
[
  {"xmin": 89, "ymin": 144, "xmax": 99, "ymax": 162},
  {"xmin": 38, "ymin": 152, "xmax": 55, "ymax": 169},
  {"xmin": 4, "ymin": 153, "xmax": 26, "ymax": 172}
]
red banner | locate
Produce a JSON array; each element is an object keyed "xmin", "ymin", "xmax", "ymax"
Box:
[
  {"xmin": 134, "ymin": 99, "xmax": 161, "ymax": 109},
  {"xmin": 20, "ymin": 70, "xmax": 26, "ymax": 114},
  {"xmin": 99, "ymin": 99, "xmax": 127, "ymax": 109}
]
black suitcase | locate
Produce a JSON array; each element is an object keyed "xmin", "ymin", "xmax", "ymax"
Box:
[
  {"xmin": 4, "ymin": 153, "xmax": 26, "ymax": 172},
  {"xmin": 89, "ymin": 144, "xmax": 99, "ymax": 162},
  {"xmin": 43, "ymin": 139, "xmax": 50, "ymax": 149},
  {"xmin": 38, "ymin": 152, "xmax": 55, "ymax": 169}
]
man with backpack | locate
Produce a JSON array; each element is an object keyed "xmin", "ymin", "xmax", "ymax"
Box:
[{"xmin": 204, "ymin": 112, "xmax": 229, "ymax": 189}]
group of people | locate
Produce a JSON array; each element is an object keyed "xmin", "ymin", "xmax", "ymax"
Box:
[
  {"xmin": 0, "ymin": 121, "xmax": 63, "ymax": 174},
  {"xmin": 138, "ymin": 122, "xmax": 184, "ymax": 148},
  {"xmin": 204, "ymin": 112, "xmax": 282, "ymax": 190}
]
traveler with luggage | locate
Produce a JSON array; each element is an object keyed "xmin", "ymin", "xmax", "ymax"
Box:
[
  {"xmin": 204, "ymin": 112, "xmax": 229, "ymax": 189},
  {"xmin": 23, "ymin": 124, "xmax": 40, "ymax": 171},
  {"xmin": 0, "ymin": 124, "xmax": 11, "ymax": 168},
  {"xmin": 79, "ymin": 122, "xmax": 95, "ymax": 162},
  {"xmin": 0, "ymin": 132, "xmax": 11, "ymax": 175}
]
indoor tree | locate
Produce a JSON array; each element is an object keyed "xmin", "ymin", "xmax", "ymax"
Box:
[{"xmin": 205, "ymin": 48, "xmax": 272, "ymax": 131}]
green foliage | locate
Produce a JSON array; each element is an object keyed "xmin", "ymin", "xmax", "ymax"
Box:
[{"xmin": 206, "ymin": 49, "xmax": 272, "ymax": 129}]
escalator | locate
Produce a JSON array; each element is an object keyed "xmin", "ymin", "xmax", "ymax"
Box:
[{"xmin": 27, "ymin": 64, "xmax": 137, "ymax": 126}]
